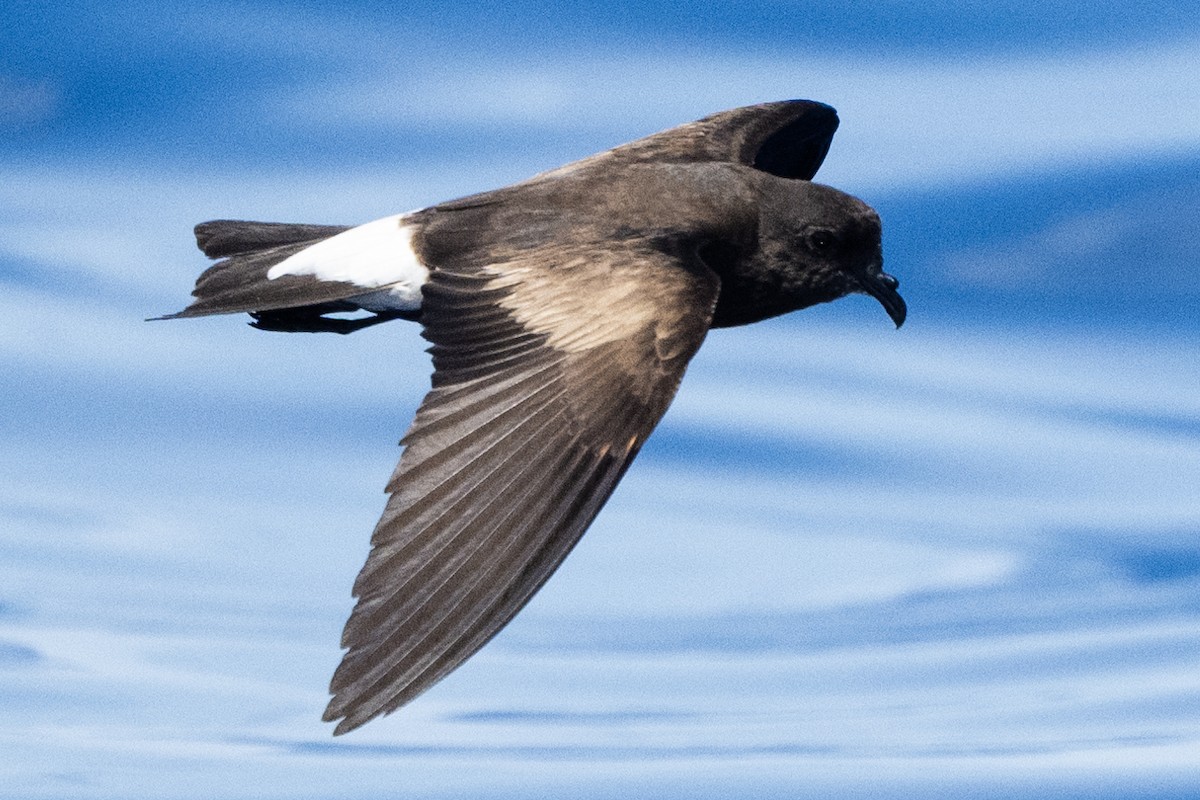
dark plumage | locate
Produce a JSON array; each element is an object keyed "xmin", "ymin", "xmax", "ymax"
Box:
[{"xmin": 163, "ymin": 100, "xmax": 906, "ymax": 734}]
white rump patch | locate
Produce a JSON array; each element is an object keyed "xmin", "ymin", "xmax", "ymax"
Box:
[{"xmin": 266, "ymin": 213, "xmax": 428, "ymax": 310}]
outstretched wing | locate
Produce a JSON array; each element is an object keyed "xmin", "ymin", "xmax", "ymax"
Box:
[
  {"xmin": 578, "ymin": 100, "xmax": 840, "ymax": 181},
  {"xmin": 324, "ymin": 239, "xmax": 719, "ymax": 734}
]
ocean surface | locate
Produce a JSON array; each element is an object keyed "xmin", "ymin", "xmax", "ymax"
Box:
[{"xmin": 2, "ymin": 3, "xmax": 1199, "ymax": 796}]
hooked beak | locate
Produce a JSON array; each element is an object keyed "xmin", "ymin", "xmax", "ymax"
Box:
[{"xmin": 855, "ymin": 270, "xmax": 907, "ymax": 328}]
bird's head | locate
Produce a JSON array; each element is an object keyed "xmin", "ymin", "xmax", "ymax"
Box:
[{"xmin": 729, "ymin": 178, "xmax": 906, "ymax": 329}]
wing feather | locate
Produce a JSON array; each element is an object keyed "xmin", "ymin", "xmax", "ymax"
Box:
[
  {"xmin": 537, "ymin": 100, "xmax": 839, "ymax": 182},
  {"xmin": 324, "ymin": 239, "xmax": 718, "ymax": 733},
  {"xmin": 333, "ymin": 434, "xmax": 581, "ymax": 700},
  {"xmin": 350, "ymin": 379, "xmax": 570, "ymax": 599}
]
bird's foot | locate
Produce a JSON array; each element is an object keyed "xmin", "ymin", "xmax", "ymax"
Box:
[{"xmin": 249, "ymin": 307, "xmax": 409, "ymax": 335}]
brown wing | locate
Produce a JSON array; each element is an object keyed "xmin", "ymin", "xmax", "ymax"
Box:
[
  {"xmin": 564, "ymin": 100, "xmax": 840, "ymax": 181},
  {"xmin": 323, "ymin": 240, "xmax": 719, "ymax": 734}
]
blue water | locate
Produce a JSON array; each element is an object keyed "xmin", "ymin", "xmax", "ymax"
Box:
[{"xmin": 2, "ymin": 4, "xmax": 1200, "ymax": 796}]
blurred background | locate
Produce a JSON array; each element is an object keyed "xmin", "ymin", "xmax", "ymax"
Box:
[{"xmin": 2, "ymin": 1, "xmax": 1199, "ymax": 798}]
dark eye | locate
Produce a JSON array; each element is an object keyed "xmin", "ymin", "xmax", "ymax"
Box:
[{"xmin": 807, "ymin": 230, "xmax": 838, "ymax": 253}]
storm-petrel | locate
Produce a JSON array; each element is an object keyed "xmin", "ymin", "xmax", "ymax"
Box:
[{"xmin": 162, "ymin": 100, "xmax": 906, "ymax": 734}]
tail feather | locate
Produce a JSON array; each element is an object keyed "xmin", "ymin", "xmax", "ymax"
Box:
[
  {"xmin": 194, "ymin": 219, "xmax": 351, "ymax": 258},
  {"xmin": 158, "ymin": 219, "xmax": 366, "ymax": 320}
]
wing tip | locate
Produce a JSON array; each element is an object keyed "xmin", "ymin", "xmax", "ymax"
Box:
[
  {"xmin": 323, "ymin": 709, "xmax": 358, "ymax": 737},
  {"xmin": 324, "ymin": 690, "xmax": 388, "ymax": 736}
]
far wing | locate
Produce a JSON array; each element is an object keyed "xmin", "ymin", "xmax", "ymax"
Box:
[
  {"xmin": 597, "ymin": 100, "xmax": 840, "ymax": 180},
  {"xmin": 324, "ymin": 239, "xmax": 719, "ymax": 734}
]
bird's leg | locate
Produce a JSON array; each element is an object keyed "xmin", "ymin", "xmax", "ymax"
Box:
[{"xmin": 249, "ymin": 305, "xmax": 412, "ymax": 335}]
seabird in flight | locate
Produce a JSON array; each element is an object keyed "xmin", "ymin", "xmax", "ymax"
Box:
[{"xmin": 161, "ymin": 100, "xmax": 906, "ymax": 734}]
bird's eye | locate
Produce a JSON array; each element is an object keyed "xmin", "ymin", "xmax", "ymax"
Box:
[{"xmin": 807, "ymin": 230, "xmax": 837, "ymax": 253}]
